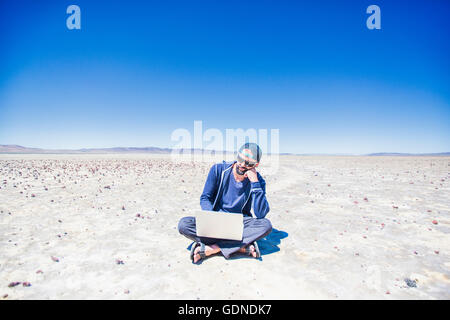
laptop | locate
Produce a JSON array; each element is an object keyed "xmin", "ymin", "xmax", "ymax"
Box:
[{"xmin": 195, "ymin": 210, "xmax": 244, "ymax": 241}]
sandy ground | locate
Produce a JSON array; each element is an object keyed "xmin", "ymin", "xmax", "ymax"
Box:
[{"xmin": 0, "ymin": 154, "xmax": 449, "ymax": 300}]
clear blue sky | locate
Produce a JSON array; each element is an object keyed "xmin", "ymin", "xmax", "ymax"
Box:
[{"xmin": 0, "ymin": 0, "xmax": 449, "ymax": 154}]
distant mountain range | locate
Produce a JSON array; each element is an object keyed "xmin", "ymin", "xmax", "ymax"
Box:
[
  {"xmin": 0, "ymin": 145, "xmax": 223, "ymax": 154},
  {"xmin": 0, "ymin": 145, "xmax": 170, "ymax": 154},
  {"xmin": 0, "ymin": 145, "xmax": 449, "ymax": 156},
  {"xmin": 366, "ymin": 152, "xmax": 450, "ymax": 156}
]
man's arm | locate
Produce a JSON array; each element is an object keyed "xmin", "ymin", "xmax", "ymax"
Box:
[
  {"xmin": 250, "ymin": 179, "xmax": 270, "ymax": 219},
  {"xmin": 200, "ymin": 164, "xmax": 219, "ymax": 211},
  {"xmin": 245, "ymin": 170, "xmax": 270, "ymax": 219}
]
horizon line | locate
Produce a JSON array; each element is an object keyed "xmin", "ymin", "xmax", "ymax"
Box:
[{"xmin": 0, "ymin": 144, "xmax": 449, "ymax": 156}]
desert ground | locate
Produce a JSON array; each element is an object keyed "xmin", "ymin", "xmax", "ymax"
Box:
[{"xmin": 0, "ymin": 154, "xmax": 449, "ymax": 299}]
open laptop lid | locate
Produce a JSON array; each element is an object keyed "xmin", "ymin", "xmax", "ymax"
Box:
[{"xmin": 195, "ymin": 210, "xmax": 244, "ymax": 241}]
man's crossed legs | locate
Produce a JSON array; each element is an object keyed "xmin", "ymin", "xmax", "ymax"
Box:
[{"xmin": 178, "ymin": 215, "xmax": 272, "ymax": 262}]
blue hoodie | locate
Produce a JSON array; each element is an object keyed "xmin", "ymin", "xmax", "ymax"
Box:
[{"xmin": 200, "ymin": 161, "xmax": 270, "ymax": 219}]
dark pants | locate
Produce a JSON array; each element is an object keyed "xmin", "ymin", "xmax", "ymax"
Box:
[{"xmin": 178, "ymin": 215, "xmax": 272, "ymax": 259}]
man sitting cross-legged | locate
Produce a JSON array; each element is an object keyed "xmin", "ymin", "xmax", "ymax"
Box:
[{"xmin": 178, "ymin": 143, "xmax": 272, "ymax": 263}]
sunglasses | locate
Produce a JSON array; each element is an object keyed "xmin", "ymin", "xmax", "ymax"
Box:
[{"xmin": 237, "ymin": 155, "xmax": 258, "ymax": 167}]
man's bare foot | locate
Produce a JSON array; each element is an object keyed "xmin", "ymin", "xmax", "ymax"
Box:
[
  {"xmin": 239, "ymin": 244, "xmax": 257, "ymax": 258},
  {"xmin": 193, "ymin": 244, "xmax": 221, "ymax": 263}
]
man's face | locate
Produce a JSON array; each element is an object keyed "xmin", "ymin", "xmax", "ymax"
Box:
[{"xmin": 236, "ymin": 153, "xmax": 259, "ymax": 175}]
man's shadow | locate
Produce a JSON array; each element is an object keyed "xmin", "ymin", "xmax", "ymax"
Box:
[{"xmin": 256, "ymin": 228, "xmax": 288, "ymax": 256}]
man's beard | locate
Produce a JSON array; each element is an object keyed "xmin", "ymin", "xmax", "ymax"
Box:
[{"xmin": 235, "ymin": 164, "xmax": 248, "ymax": 175}]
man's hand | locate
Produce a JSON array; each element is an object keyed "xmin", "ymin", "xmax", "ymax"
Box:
[{"xmin": 244, "ymin": 168, "xmax": 259, "ymax": 182}]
